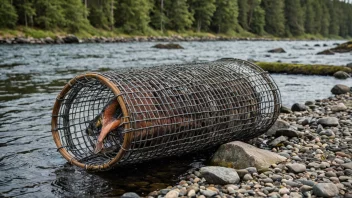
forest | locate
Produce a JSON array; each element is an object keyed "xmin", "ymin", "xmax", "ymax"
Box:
[{"xmin": 0, "ymin": 0, "xmax": 352, "ymax": 38}]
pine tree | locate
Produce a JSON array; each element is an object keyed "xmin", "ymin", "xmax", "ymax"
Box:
[
  {"xmin": 115, "ymin": 0, "xmax": 152, "ymax": 33},
  {"xmin": 61, "ymin": 0, "xmax": 89, "ymax": 32},
  {"xmin": 87, "ymin": 0, "xmax": 112, "ymax": 29},
  {"xmin": 311, "ymin": 0, "xmax": 322, "ymax": 34},
  {"xmin": 0, "ymin": 0, "xmax": 18, "ymax": 28},
  {"xmin": 150, "ymin": 0, "xmax": 168, "ymax": 32},
  {"xmin": 327, "ymin": 0, "xmax": 339, "ymax": 36},
  {"xmin": 166, "ymin": 0, "xmax": 193, "ymax": 31},
  {"xmin": 250, "ymin": 6, "xmax": 265, "ymax": 35},
  {"xmin": 262, "ymin": 0, "xmax": 285, "ymax": 36},
  {"xmin": 284, "ymin": 0, "xmax": 304, "ymax": 36},
  {"xmin": 237, "ymin": 0, "xmax": 249, "ymax": 30},
  {"xmin": 303, "ymin": 0, "xmax": 314, "ymax": 34},
  {"xmin": 320, "ymin": 1, "xmax": 330, "ymax": 37},
  {"xmin": 212, "ymin": 0, "xmax": 239, "ymax": 34},
  {"xmin": 33, "ymin": 0, "xmax": 65, "ymax": 29},
  {"xmin": 189, "ymin": 0, "xmax": 216, "ymax": 32}
]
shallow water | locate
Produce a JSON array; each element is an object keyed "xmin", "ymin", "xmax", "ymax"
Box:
[{"xmin": 0, "ymin": 41, "xmax": 351, "ymax": 197}]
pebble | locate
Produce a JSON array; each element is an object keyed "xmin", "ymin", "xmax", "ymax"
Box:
[
  {"xmin": 165, "ymin": 190, "xmax": 179, "ymax": 198},
  {"xmin": 286, "ymin": 163, "xmax": 306, "ymax": 173},
  {"xmin": 313, "ymin": 183, "xmax": 339, "ymax": 197}
]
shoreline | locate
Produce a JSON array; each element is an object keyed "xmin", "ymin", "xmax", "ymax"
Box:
[{"xmin": 0, "ymin": 34, "xmax": 348, "ymax": 45}]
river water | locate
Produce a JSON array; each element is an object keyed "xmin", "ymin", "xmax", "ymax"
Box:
[{"xmin": 0, "ymin": 40, "xmax": 351, "ymax": 197}]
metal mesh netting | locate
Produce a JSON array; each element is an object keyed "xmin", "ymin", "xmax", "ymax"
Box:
[{"xmin": 52, "ymin": 59, "xmax": 281, "ymax": 171}]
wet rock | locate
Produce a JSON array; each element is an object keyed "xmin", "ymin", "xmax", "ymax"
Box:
[
  {"xmin": 211, "ymin": 141, "xmax": 286, "ymax": 170},
  {"xmin": 331, "ymin": 84, "xmax": 350, "ymax": 95},
  {"xmin": 269, "ymin": 136, "xmax": 288, "ymax": 147},
  {"xmin": 286, "ymin": 164, "xmax": 306, "ymax": 173},
  {"xmin": 187, "ymin": 189, "xmax": 196, "ymax": 197},
  {"xmin": 15, "ymin": 37, "xmax": 30, "ymax": 44},
  {"xmin": 121, "ymin": 192, "xmax": 140, "ymax": 198},
  {"xmin": 313, "ymin": 183, "xmax": 339, "ymax": 197},
  {"xmin": 347, "ymin": 62, "xmax": 352, "ymax": 69},
  {"xmin": 63, "ymin": 34, "xmax": 79, "ymax": 43},
  {"xmin": 317, "ymin": 117, "xmax": 339, "ymax": 127},
  {"xmin": 152, "ymin": 43, "xmax": 184, "ymax": 49},
  {"xmin": 268, "ymin": 48, "xmax": 286, "ymax": 53},
  {"xmin": 333, "ymin": 71, "xmax": 350, "ymax": 79},
  {"xmin": 329, "ymin": 40, "xmax": 352, "ymax": 53},
  {"xmin": 266, "ymin": 120, "xmax": 290, "ymax": 136},
  {"xmin": 199, "ymin": 166, "xmax": 240, "ymax": 185},
  {"xmin": 275, "ymin": 129, "xmax": 300, "ymax": 138},
  {"xmin": 291, "ymin": 103, "xmax": 308, "ymax": 111},
  {"xmin": 44, "ymin": 37, "xmax": 54, "ymax": 44},
  {"xmin": 331, "ymin": 103, "xmax": 347, "ymax": 112},
  {"xmin": 317, "ymin": 49, "xmax": 335, "ymax": 55},
  {"xmin": 281, "ymin": 106, "xmax": 292, "ymax": 114}
]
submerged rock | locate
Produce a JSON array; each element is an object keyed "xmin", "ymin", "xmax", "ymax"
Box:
[
  {"xmin": 333, "ymin": 71, "xmax": 350, "ymax": 79},
  {"xmin": 199, "ymin": 166, "xmax": 240, "ymax": 185},
  {"xmin": 121, "ymin": 192, "xmax": 140, "ymax": 198},
  {"xmin": 63, "ymin": 34, "xmax": 79, "ymax": 43},
  {"xmin": 211, "ymin": 141, "xmax": 286, "ymax": 170},
  {"xmin": 317, "ymin": 49, "xmax": 335, "ymax": 55},
  {"xmin": 331, "ymin": 84, "xmax": 350, "ymax": 95},
  {"xmin": 152, "ymin": 43, "xmax": 184, "ymax": 49},
  {"xmin": 330, "ymin": 40, "xmax": 352, "ymax": 53},
  {"xmin": 268, "ymin": 48, "xmax": 286, "ymax": 53}
]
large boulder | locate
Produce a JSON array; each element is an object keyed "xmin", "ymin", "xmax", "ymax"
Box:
[
  {"xmin": 63, "ymin": 34, "xmax": 79, "ymax": 43},
  {"xmin": 333, "ymin": 71, "xmax": 350, "ymax": 79},
  {"xmin": 268, "ymin": 48, "xmax": 286, "ymax": 53},
  {"xmin": 312, "ymin": 183, "xmax": 339, "ymax": 197},
  {"xmin": 211, "ymin": 141, "xmax": 286, "ymax": 171},
  {"xmin": 331, "ymin": 84, "xmax": 350, "ymax": 95},
  {"xmin": 316, "ymin": 49, "xmax": 335, "ymax": 55},
  {"xmin": 266, "ymin": 120, "xmax": 290, "ymax": 136},
  {"xmin": 317, "ymin": 117, "xmax": 339, "ymax": 127},
  {"xmin": 152, "ymin": 43, "xmax": 184, "ymax": 49},
  {"xmin": 199, "ymin": 166, "xmax": 240, "ymax": 185},
  {"xmin": 329, "ymin": 40, "xmax": 352, "ymax": 53}
]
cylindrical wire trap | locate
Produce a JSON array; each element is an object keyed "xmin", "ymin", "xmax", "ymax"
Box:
[{"xmin": 51, "ymin": 59, "xmax": 281, "ymax": 171}]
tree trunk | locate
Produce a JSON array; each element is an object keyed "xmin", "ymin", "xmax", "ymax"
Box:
[
  {"xmin": 197, "ymin": 20, "xmax": 201, "ymax": 32},
  {"xmin": 25, "ymin": 12, "xmax": 28, "ymax": 27},
  {"xmin": 111, "ymin": 0, "xmax": 114, "ymax": 30},
  {"xmin": 160, "ymin": 0, "xmax": 164, "ymax": 32}
]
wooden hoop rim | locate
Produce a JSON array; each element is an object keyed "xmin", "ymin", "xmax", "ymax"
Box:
[{"xmin": 51, "ymin": 73, "xmax": 132, "ymax": 171}]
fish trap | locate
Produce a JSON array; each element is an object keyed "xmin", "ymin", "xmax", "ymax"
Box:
[{"xmin": 51, "ymin": 59, "xmax": 281, "ymax": 171}]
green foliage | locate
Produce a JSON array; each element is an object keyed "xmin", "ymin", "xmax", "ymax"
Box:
[
  {"xmin": 0, "ymin": 0, "xmax": 18, "ymax": 28},
  {"xmin": 250, "ymin": 6, "xmax": 265, "ymax": 35},
  {"xmin": 212, "ymin": 0, "xmax": 239, "ymax": 34},
  {"xmin": 237, "ymin": 0, "xmax": 249, "ymax": 30},
  {"xmin": 284, "ymin": 0, "xmax": 304, "ymax": 36},
  {"xmin": 262, "ymin": 0, "xmax": 285, "ymax": 36},
  {"xmin": 166, "ymin": 0, "xmax": 193, "ymax": 31},
  {"xmin": 189, "ymin": 0, "xmax": 216, "ymax": 32},
  {"xmin": 115, "ymin": 0, "xmax": 152, "ymax": 34},
  {"xmin": 1, "ymin": 0, "xmax": 352, "ymax": 38}
]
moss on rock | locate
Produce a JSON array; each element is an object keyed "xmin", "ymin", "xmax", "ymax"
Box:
[{"xmin": 256, "ymin": 62, "xmax": 352, "ymax": 76}]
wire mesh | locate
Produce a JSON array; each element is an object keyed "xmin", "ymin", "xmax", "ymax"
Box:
[{"xmin": 52, "ymin": 58, "xmax": 281, "ymax": 170}]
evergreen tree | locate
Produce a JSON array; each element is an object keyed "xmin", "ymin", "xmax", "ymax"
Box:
[
  {"xmin": 0, "ymin": 0, "xmax": 18, "ymax": 28},
  {"xmin": 115, "ymin": 0, "xmax": 152, "ymax": 33},
  {"xmin": 327, "ymin": 0, "xmax": 339, "ymax": 36},
  {"xmin": 212, "ymin": 0, "xmax": 239, "ymax": 34},
  {"xmin": 320, "ymin": 1, "xmax": 330, "ymax": 37},
  {"xmin": 87, "ymin": 0, "xmax": 112, "ymax": 29},
  {"xmin": 166, "ymin": 0, "xmax": 193, "ymax": 31},
  {"xmin": 262, "ymin": 0, "xmax": 285, "ymax": 36},
  {"xmin": 311, "ymin": 0, "xmax": 322, "ymax": 34},
  {"xmin": 189, "ymin": 0, "xmax": 216, "ymax": 32},
  {"xmin": 150, "ymin": 0, "xmax": 168, "ymax": 32},
  {"xmin": 237, "ymin": 0, "xmax": 249, "ymax": 30},
  {"xmin": 284, "ymin": 0, "xmax": 304, "ymax": 36},
  {"xmin": 250, "ymin": 6, "xmax": 265, "ymax": 35},
  {"xmin": 61, "ymin": 0, "xmax": 89, "ymax": 32},
  {"xmin": 303, "ymin": 0, "xmax": 314, "ymax": 34},
  {"xmin": 33, "ymin": 0, "xmax": 65, "ymax": 29}
]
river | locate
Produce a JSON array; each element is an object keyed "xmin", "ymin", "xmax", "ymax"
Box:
[{"xmin": 0, "ymin": 40, "xmax": 351, "ymax": 197}]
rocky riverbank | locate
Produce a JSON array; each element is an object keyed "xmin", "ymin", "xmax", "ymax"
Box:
[
  {"xmin": 0, "ymin": 34, "xmax": 340, "ymax": 45},
  {"xmin": 122, "ymin": 84, "xmax": 351, "ymax": 198}
]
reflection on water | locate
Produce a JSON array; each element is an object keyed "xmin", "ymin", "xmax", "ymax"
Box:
[{"xmin": 0, "ymin": 41, "xmax": 351, "ymax": 197}]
